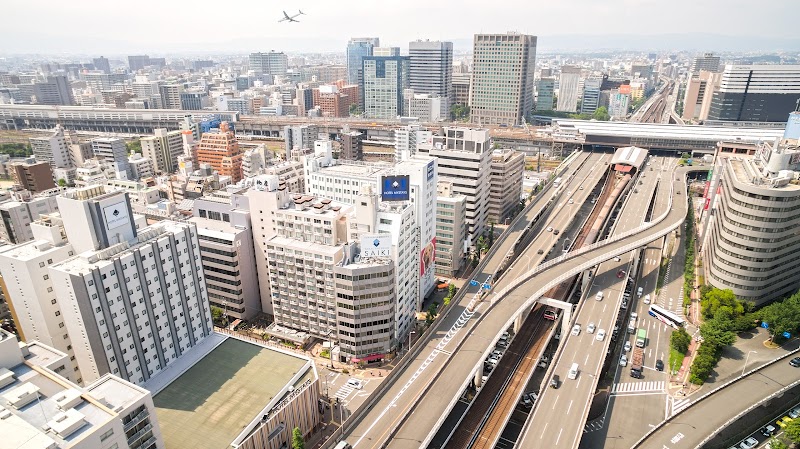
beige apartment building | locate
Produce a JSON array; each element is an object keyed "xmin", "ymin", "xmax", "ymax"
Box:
[
  {"xmin": 435, "ymin": 181, "xmax": 467, "ymax": 277},
  {"xmin": 489, "ymin": 149, "xmax": 525, "ymax": 224},
  {"xmin": 682, "ymin": 70, "xmax": 721, "ymax": 122}
]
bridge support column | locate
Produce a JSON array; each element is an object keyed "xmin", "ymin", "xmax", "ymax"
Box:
[
  {"xmin": 474, "ymin": 368, "xmax": 483, "ymax": 388},
  {"xmin": 514, "ymin": 312, "xmax": 524, "ymax": 334}
]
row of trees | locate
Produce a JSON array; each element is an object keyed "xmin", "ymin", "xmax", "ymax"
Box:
[
  {"xmin": 0, "ymin": 143, "xmax": 32, "ymax": 158},
  {"xmin": 683, "ymin": 198, "xmax": 696, "ymax": 306}
]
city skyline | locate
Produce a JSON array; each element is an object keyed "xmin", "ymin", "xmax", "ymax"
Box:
[{"xmin": 1, "ymin": 0, "xmax": 799, "ymax": 54}]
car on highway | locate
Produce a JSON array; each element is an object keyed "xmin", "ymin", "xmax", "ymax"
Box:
[
  {"xmin": 777, "ymin": 416, "xmax": 793, "ymax": 428},
  {"xmin": 655, "ymin": 359, "xmax": 664, "ymax": 371},
  {"xmin": 347, "ymin": 379, "xmax": 363, "ymax": 389},
  {"xmin": 643, "ymin": 294, "xmax": 651, "ymax": 305},
  {"xmin": 617, "ymin": 269, "xmax": 626, "ymax": 278},
  {"xmin": 621, "ymin": 300, "xmax": 628, "ymax": 310},
  {"xmin": 487, "ymin": 356, "xmax": 500, "ymax": 366},
  {"xmin": 543, "ymin": 310, "xmax": 557, "ymax": 321},
  {"xmin": 739, "ymin": 437, "xmax": 758, "ymax": 449},
  {"xmin": 550, "ymin": 375, "xmax": 561, "ymax": 389},
  {"xmin": 553, "ymin": 229, "xmax": 560, "ymax": 235},
  {"xmin": 526, "ymin": 391, "xmax": 539, "ymax": 402},
  {"xmin": 571, "ymin": 324, "xmax": 581, "ymax": 336},
  {"xmin": 595, "ymin": 329, "xmax": 606, "ymax": 341},
  {"xmin": 790, "ymin": 357, "xmax": 800, "ymax": 367},
  {"xmin": 537, "ymin": 248, "xmax": 544, "ymax": 255},
  {"xmin": 595, "ymin": 291, "xmax": 604, "ymax": 301},
  {"xmin": 568, "ymin": 199, "xmax": 574, "ymax": 204},
  {"xmin": 613, "ymin": 256, "xmax": 621, "ymax": 262},
  {"xmin": 619, "ymin": 355, "xmax": 628, "ymax": 366},
  {"xmin": 587, "ymin": 322, "xmax": 596, "ymax": 334},
  {"xmin": 519, "ymin": 394, "xmax": 533, "ymax": 410},
  {"xmin": 637, "ymin": 287, "xmax": 643, "ymax": 297},
  {"xmin": 624, "ymin": 341, "xmax": 632, "ymax": 352},
  {"xmin": 547, "ymin": 226, "xmax": 554, "ymax": 232},
  {"xmin": 631, "ymin": 312, "xmax": 638, "ymax": 321},
  {"xmin": 790, "ymin": 406, "xmax": 800, "ymax": 419},
  {"xmin": 761, "ymin": 424, "xmax": 777, "ymax": 436}
]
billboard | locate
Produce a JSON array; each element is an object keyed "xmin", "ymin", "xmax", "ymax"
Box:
[
  {"xmin": 420, "ymin": 238, "xmax": 436, "ymax": 275},
  {"xmin": 103, "ymin": 202, "xmax": 130, "ymax": 230},
  {"xmin": 381, "ymin": 175, "xmax": 410, "ymax": 201},
  {"xmin": 361, "ymin": 235, "xmax": 392, "ymax": 258},
  {"xmin": 619, "ymin": 84, "xmax": 632, "ymax": 95},
  {"xmin": 426, "ymin": 160, "xmax": 435, "ymax": 182}
]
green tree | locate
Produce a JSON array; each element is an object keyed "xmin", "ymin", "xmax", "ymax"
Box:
[
  {"xmin": 760, "ymin": 294, "xmax": 800, "ymax": 342},
  {"xmin": 57, "ymin": 178, "xmax": 68, "ymax": 187},
  {"xmin": 477, "ymin": 236, "xmax": 486, "ymax": 254},
  {"xmin": 425, "ymin": 302, "xmax": 439, "ymax": 325},
  {"xmin": 448, "ymin": 283, "xmax": 457, "ymax": 297},
  {"xmin": 291, "ymin": 427, "xmax": 305, "ymax": 449},
  {"xmin": 488, "ymin": 222, "xmax": 496, "ymax": 247},
  {"xmin": 451, "ymin": 104, "xmax": 470, "ymax": 120},
  {"xmin": 784, "ymin": 418, "xmax": 800, "ymax": 443},
  {"xmin": 349, "ymin": 104, "xmax": 362, "ymax": 116},
  {"xmin": 211, "ymin": 306, "xmax": 226, "ymax": 326},
  {"xmin": 767, "ymin": 438, "xmax": 788, "ymax": 449},
  {"xmin": 126, "ymin": 139, "xmax": 142, "ymax": 155},
  {"xmin": 700, "ymin": 288, "xmax": 742, "ymax": 320},
  {"xmin": 592, "ymin": 106, "xmax": 610, "ymax": 121},
  {"xmin": 670, "ymin": 328, "xmax": 691, "ymax": 353},
  {"xmin": 699, "ymin": 318, "xmax": 736, "ymax": 347}
]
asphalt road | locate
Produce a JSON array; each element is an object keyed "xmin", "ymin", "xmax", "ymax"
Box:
[
  {"xmin": 520, "ymin": 156, "xmax": 671, "ymax": 449},
  {"xmin": 338, "ymin": 157, "xmax": 695, "ymax": 449},
  {"xmin": 635, "ymin": 351, "xmax": 800, "ymax": 449}
]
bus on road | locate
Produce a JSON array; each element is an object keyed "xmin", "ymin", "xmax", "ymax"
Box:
[{"xmin": 649, "ymin": 304, "xmax": 686, "ymax": 328}]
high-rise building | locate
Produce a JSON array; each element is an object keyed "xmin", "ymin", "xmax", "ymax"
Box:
[
  {"xmin": 346, "ymin": 38, "xmax": 379, "ymax": 86},
  {"xmin": 435, "ymin": 181, "xmax": 467, "ymax": 277},
  {"xmin": 9, "ymin": 160, "xmax": 57, "ymax": 193},
  {"xmin": 128, "ymin": 55, "xmax": 150, "ymax": 71},
  {"xmin": 0, "ymin": 327, "xmax": 165, "ymax": 449},
  {"xmin": 394, "ymin": 122, "xmax": 422, "ymax": 162},
  {"xmin": 196, "ymin": 122, "xmax": 243, "ymax": 182},
  {"xmin": 408, "ymin": 40, "xmax": 453, "ymax": 116},
  {"xmin": 557, "ymin": 65, "xmax": 582, "ymax": 112},
  {"xmin": 418, "ymin": 127, "xmax": 491, "ymax": 241},
  {"xmin": 708, "ymin": 65, "xmax": 800, "ymax": 123},
  {"xmin": 91, "ymin": 137, "xmax": 129, "ymax": 179},
  {"xmin": 452, "ymin": 73, "xmax": 471, "ymax": 107},
  {"xmin": 608, "ymin": 88, "xmax": 631, "ymax": 118},
  {"xmin": 536, "ymin": 77, "xmax": 555, "ymax": 111},
  {"xmin": 488, "ymin": 149, "xmax": 525, "ymax": 224},
  {"xmin": 249, "ymin": 51, "xmax": 288, "ymax": 75},
  {"xmin": 703, "ymin": 117, "xmax": 800, "ymax": 305},
  {"xmin": 690, "ymin": 53, "xmax": 721, "ymax": 75},
  {"xmin": 470, "ymin": 33, "xmax": 537, "ymax": 126},
  {"xmin": 92, "ymin": 56, "xmax": 111, "ymax": 74},
  {"xmin": 682, "ymin": 70, "xmax": 722, "ymax": 121},
  {"xmin": 158, "ymin": 84, "xmax": 182, "ymax": 110},
  {"xmin": 141, "ymin": 128, "xmax": 186, "ymax": 174},
  {"xmin": 361, "ymin": 55, "xmax": 409, "ymax": 119},
  {"xmin": 30, "ymin": 125, "xmax": 71, "ymax": 169},
  {"xmin": 339, "ymin": 130, "xmax": 363, "ymax": 161},
  {"xmin": 190, "ymin": 189, "xmax": 260, "ymax": 320},
  {"xmin": 180, "ymin": 91, "xmax": 208, "ymax": 110},
  {"xmin": 33, "ymin": 75, "xmax": 74, "ymax": 106},
  {"xmin": 580, "ymin": 77, "xmax": 602, "ymax": 114},
  {"xmin": 284, "ymin": 124, "xmax": 319, "ymax": 153}
]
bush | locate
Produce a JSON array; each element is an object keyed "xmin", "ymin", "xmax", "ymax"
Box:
[
  {"xmin": 341, "ymin": 368, "xmax": 349, "ymax": 374},
  {"xmin": 670, "ymin": 328, "xmax": 691, "ymax": 353}
]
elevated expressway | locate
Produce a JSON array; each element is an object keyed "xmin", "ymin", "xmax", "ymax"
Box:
[{"xmin": 335, "ymin": 163, "xmax": 701, "ymax": 449}]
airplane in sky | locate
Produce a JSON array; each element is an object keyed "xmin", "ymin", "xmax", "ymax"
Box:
[{"xmin": 278, "ymin": 10, "xmax": 304, "ymax": 22}]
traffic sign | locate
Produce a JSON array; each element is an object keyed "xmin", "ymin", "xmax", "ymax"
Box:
[
  {"xmin": 761, "ymin": 321, "xmax": 769, "ymax": 329},
  {"xmin": 482, "ymin": 283, "xmax": 491, "ymax": 290},
  {"xmin": 469, "ymin": 280, "xmax": 479, "ymax": 287},
  {"xmin": 784, "ymin": 332, "xmax": 791, "ymax": 339}
]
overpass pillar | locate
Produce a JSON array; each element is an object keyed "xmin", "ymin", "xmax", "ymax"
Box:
[
  {"xmin": 514, "ymin": 312, "xmax": 524, "ymax": 334},
  {"xmin": 474, "ymin": 368, "xmax": 483, "ymax": 388}
]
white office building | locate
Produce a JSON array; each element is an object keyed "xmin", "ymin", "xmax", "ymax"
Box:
[
  {"xmin": 141, "ymin": 128, "xmax": 187, "ymax": 174},
  {"xmin": 403, "ymin": 92, "xmax": 442, "ymax": 122},
  {"xmin": 557, "ymin": 66, "xmax": 582, "ymax": 113},
  {"xmin": 129, "ymin": 153, "xmax": 155, "ymax": 180},
  {"xmin": 91, "ymin": 137, "xmax": 130, "ymax": 179},
  {"xmin": 30, "ymin": 125, "xmax": 72, "ymax": 169}
]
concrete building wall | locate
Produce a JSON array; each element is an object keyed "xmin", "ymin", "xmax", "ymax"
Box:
[{"xmin": 488, "ymin": 149, "xmax": 525, "ymax": 224}]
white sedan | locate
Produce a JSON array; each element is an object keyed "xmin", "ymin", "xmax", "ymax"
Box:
[
  {"xmin": 619, "ymin": 355, "xmax": 628, "ymax": 366},
  {"xmin": 587, "ymin": 322, "xmax": 596, "ymax": 334},
  {"xmin": 595, "ymin": 329, "xmax": 606, "ymax": 341}
]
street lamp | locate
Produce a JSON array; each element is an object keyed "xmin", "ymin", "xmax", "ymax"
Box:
[
  {"xmin": 407, "ymin": 330, "xmax": 416, "ymax": 354},
  {"xmin": 742, "ymin": 350, "xmax": 757, "ymax": 376}
]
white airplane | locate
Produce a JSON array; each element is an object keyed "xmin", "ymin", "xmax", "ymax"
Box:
[{"xmin": 279, "ymin": 10, "xmax": 304, "ymax": 22}]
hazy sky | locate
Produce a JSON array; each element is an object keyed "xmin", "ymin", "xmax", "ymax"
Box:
[{"xmin": 2, "ymin": 0, "xmax": 798, "ymax": 54}]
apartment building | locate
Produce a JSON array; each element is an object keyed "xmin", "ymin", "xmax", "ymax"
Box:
[
  {"xmin": 129, "ymin": 153, "xmax": 155, "ymax": 180},
  {"xmin": 91, "ymin": 137, "xmax": 130, "ymax": 179},
  {"xmin": 249, "ymin": 51, "xmax": 289, "ymax": 75},
  {"xmin": 29, "ymin": 125, "xmax": 71, "ymax": 169},
  {"xmin": 284, "ymin": 124, "xmax": 319, "ymax": 153},
  {"xmin": 141, "ymin": 128, "xmax": 186, "ymax": 174},
  {"xmin": 0, "ymin": 191, "xmax": 60, "ymax": 244},
  {"xmin": 488, "ymin": 149, "xmax": 525, "ymax": 224},
  {"xmin": 0, "ymin": 328, "xmax": 165, "ymax": 449},
  {"xmin": 196, "ymin": 122, "xmax": 243, "ymax": 182},
  {"xmin": 9, "ymin": 160, "xmax": 57, "ymax": 193},
  {"xmin": 435, "ymin": 181, "xmax": 467, "ymax": 277}
]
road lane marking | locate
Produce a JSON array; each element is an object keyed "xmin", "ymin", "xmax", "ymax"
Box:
[
  {"xmin": 567, "ymin": 399, "xmax": 573, "ymax": 415},
  {"xmin": 556, "ymin": 428, "xmax": 563, "ymax": 445},
  {"xmin": 541, "ymin": 423, "xmax": 548, "ymax": 438}
]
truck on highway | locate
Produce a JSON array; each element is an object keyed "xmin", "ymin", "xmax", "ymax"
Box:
[
  {"xmin": 630, "ymin": 347, "xmax": 644, "ymax": 378},
  {"xmin": 636, "ymin": 328, "xmax": 647, "ymax": 348}
]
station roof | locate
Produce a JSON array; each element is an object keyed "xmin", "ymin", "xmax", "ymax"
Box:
[{"xmin": 610, "ymin": 146, "xmax": 648, "ymax": 171}]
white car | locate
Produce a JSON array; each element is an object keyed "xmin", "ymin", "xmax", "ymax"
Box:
[
  {"xmin": 487, "ymin": 356, "xmax": 500, "ymax": 366},
  {"xmin": 547, "ymin": 226, "xmax": 554, "ymax": 232},
  {"xmin": 587, "ymin": 322, "xmax": 596, "ymax": 334},
  {"xmin": 579, "ymin": 186, "xmax": 584, "ymax": 190},
  {"xmin": 739, "ymin": 437, "xmax": 758, "ymax": 449},
  {"xmin": 568, "ymin": 199, "xmax": 574, "ymax": 204},
  {"xmin": 623, "ymin": 341, "xmax": 632, "ymax": 352},
  {"xmin": 571, "ymin": 324, "xmax": 581, "ymax": 336},
  {"xmin": 595, "ymin": 329, "xmax": 606, "ymax": 341},
  {"xmin": 613, "ymin": 256, "xmax": 621, "ymax": 262},
  {"xmin": 619, "ymin": 355, "xmax": 628, "ymax": 366},
  {"xmin": 643, "ymin": 294, "xmax": 651, "ymax": 305},
  {"xmin": 346, "ymin": 378, "xmax": 363, "ymax": 389},
  {"xmin": 595, "ymin": 291, "xmax": 604, "ymax": 301}
]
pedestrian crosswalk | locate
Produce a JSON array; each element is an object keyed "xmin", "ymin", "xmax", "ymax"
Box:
[
  {"xmin": 671, "ymin": 397, "xmax": 692, "ymax": 415},
  {"xmin": 611, "ymin": 380, "xmax": 665, "ymax": 395},
  {"xmin": 584, "ymin": 418, "xmax": 605, "ymax": 433},
  {"xmin": 334, "ymin": 385, "xmax": 355, "ymax": 401}
]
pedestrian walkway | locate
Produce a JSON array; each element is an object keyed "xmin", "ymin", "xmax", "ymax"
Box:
[
  {"xmin": 670, "ymin": 397, "xmax": 692, "ymax": 416},
  {"xmin": 611, "ymin": 380, "xmax": 665, "ymax": 395},
  {"xmin": 584, "ymin": 418, "xmax": 606, "ymax": 433},
  {"xmin": 334, "ymin": 384, "xmax": 356, "ymax": 403}
]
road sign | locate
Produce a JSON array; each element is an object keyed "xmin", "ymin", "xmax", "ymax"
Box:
[
  {"xmin": 784, "ymin": 332, "xmax": 791, "ymax": 339},
  {"xmin": 469, "ymin": 280, "xmax": 479, "ymax": 287},
  {"xmin": 482, "ymin": 283, "xmax": 491, "ymax": 290},
  {"xmin": 761, "ymin": 321, "xmax": 769, "ymax": 329}
]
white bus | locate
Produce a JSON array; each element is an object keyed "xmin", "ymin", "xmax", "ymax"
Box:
[{"xmin": 648, "ymin": 304, "xmax": 686, "ymax": 328}]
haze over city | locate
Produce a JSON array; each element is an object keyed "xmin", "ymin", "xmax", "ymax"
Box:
[{"xmin": 2, "ymin": 0, "xmax": 799, "ymax": 53}]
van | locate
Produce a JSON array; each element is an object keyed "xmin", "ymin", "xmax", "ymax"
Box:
[
  {"xmin": 334, "ymin": 442, "xmax": 353, "ymax": 449},
  {"xmin": 568, "ymin": 363, "xmax": 579, "ymax": 380}
]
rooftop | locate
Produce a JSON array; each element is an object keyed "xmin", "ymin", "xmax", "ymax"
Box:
[
  {"xmin": 153, "ymin": 337, "xmax": 313, "ymax": 449},
  {"xmin": 552, "ymin": 119, "xmax": 784, "ymax": 144}
]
